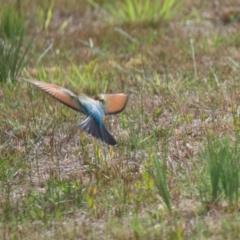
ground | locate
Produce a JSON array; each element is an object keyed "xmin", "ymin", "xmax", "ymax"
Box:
[{"xmin": 1, "ymin": 0, "xmax": 240, "ymax": 239}]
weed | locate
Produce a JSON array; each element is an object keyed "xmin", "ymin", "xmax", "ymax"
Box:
[
  {"xmin": 89, "ymin": 0, "xmax": 185, "ymax": 24},
  {"xmin": 0, "ymin": 5, "xmax": 33, "ymax": 83},
  {"xmin": 148, "ymin": 147, "xmax": 172, "ymax": 211},
  {"xmin": 199, "ymin": 134, "xmax": 240, "ymax": 205},
  {"xmin": 36, "ymin": 0, "xmax": 55, "ymax": 31}
]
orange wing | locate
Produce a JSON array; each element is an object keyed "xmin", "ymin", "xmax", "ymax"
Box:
[
  {"xmin": 100, "ymin": 93, "xmax": 128, "ymax": 115},
  {"xmin": 20, "ymin": 78, "xmax": 81, "ymax": 112}
]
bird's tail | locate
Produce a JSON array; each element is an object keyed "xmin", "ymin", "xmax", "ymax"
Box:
[{"xmin": 79, "ymin": 116, "xmax": 117, "ymax": 145}]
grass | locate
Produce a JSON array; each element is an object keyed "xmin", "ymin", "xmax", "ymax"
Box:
[
  {"xmin": 2, "ymin": 0, "xmax": 240, "ymax": 239},
  {"xmin": 89, "ymin": 0, "xmax": 185, "ymax": 24},
  {"xmin": 0, "ymin": 5, "xmax": 33, "ymax": 83},
  {"xmin": 198, "ymin": 133, "xmax": 240, "ymax": 205}
]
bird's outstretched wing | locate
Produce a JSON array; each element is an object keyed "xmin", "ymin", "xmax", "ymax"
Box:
[
  {"xmin": 79, "ymin": 116, "xmax": 117, "ymax": 145},
  {"xmin": 97, "ymin": 93, "xmax": 128, "ymax": 115},
  {"xmin": 19, "ymin": 78, "xmax": 81, "ymax": 112}
]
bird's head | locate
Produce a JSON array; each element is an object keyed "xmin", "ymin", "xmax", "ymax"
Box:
[{"xmin": 94, "ymin": 94, "xmax": 105, "ymax": 103}]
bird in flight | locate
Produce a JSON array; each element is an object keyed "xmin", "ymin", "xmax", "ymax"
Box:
[{"xmin": 19, "ymin": 78, "xmax": 128, "ymax": 145}]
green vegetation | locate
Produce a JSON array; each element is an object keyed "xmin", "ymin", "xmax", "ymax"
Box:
[
  {"xmin": 1, "ymin": 0, "xmax": 240, "ymax": 239},
  {"xmin": 89, "ymin": 0, "xmax": 185, "ymax": 23},
  {"xmin": 0, "ymin": 5, "xmax": 33, "ymax": 83},
  {"xmin": 199, "ymin": 134, "xmax": 240, "ymax": 205}
]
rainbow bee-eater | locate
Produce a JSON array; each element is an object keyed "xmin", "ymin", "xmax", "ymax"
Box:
[{"xmin": 20, "ymin": 78, "xmax": 128, "ymax": 145}]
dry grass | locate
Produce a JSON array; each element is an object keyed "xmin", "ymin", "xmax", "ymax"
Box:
[{"xmin": 1, "ymin": 0, "xmax": 240, "ymax": 239}]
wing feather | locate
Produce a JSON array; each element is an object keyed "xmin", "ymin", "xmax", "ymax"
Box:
[
  {"xmin": 20, "ymin": 78, "xmax": 81, "ymax": 112},
  {"xmin": 79, "ymin": 116, "xmax": 117, "ymax": 145},
  {"xmin": 99, "ymin": 94, "xmax": 128, "ymax": 115}
]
